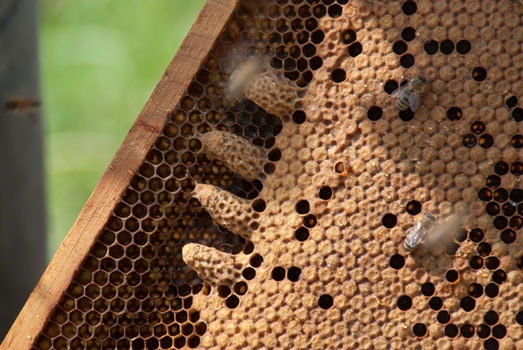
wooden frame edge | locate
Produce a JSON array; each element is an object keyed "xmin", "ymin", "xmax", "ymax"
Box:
[{"xmin": 1, "ymin": 0, "xmax": 238, "ymax": 348}]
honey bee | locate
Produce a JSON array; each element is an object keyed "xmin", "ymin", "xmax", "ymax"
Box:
[
  {"xmin": 4, "ymin": 98, "xmax": 40, "ymax": 122},
  {"xmin": 225, "ymin": 57, "xmax": 265, "ymax": 100},
  {"xmin": 403, "ymin": 212, "xmax": 436, "ymax": 252},
  {"xmin": 391, "ymin": 75, "xmax": 428, "ymax": 112}
]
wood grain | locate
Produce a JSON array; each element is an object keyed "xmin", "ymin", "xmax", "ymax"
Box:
[{"xmin": 0, "ymin": 0, "xmax": 238, "ymax": 348}]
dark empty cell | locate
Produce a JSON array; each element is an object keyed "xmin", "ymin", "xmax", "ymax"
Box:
[
  {"xmin": 297, "ymin": 58, "xmax": 308, "ymax": 72},
  {"xmin": 384, "ymin": 80, "xmax": 399, "ymax": 94},
  {"xmin": 468, "ymin": 283, "xmax": 484, "ymax": 298},
  {"xmin": 478, "ymin": 134, "xmax": 494, "ymax": 149},
  {"xmin": 486, "ymin": 175, "xmax": 501, "ymax": 189},
  {"xmin": 295, "ymin": 227, "xmax": 310, "ymax": 241},
  {"xmin": 318, "ymin": 294, "xmax": 333, "ymax": 309},
  {"xmin": 401, "ymin": 27, "xmax": 416, "ymax": 42},
  {"xmin": 511, "ymin": 189, "xmax": 523, "ymax": 202},
  {"xmin": 477, "ymin": 324, "xmax": 491, "ymax": 339},
  {"xmin": 303, "ymin": 43, "xmax": 317, "ymax": 57},
  {"xmin": 268, "ymin": 149, "xmax": 282, "ymax": 162},
  {"xmin": 495, "ymin": 161, "xmax": 509, "ymax": 175},
  {"xmin": 389, "ymin": 254, "xmax": 405, "ymax": 270},
  {"xmin": 511, "ymin": 162, "xmax": 523, "ymax": 176},
  {"xmin": 470, "ymin": 256, "xmax": 484, "ymax": 270},
  {"xmin": 393, "ymin": 41, "xmax": 408, "ymax": 55},
  {"xmin": 367, "ymin": 106, "xmax": 383, "ymax": 121},
  {"xmin": 296, "ymin": 200, "xmax": 310, "ymax": 214},
  {"xmin": 517, "ymin": 311, "xmax": 523, "ymax": 325},
  {"xmin": 506, "ymin": 96, "xmax": 518, "ymax": 108},
  {"xmin": 492, "ymin": 324, "xmax": 507, "ymax": 339},
  {"xmin": 348, "ymin": 42, "xmax": 363, "ymax": 57},
  {"xmin": 493, "ymin": 188, "xmax": 509, "ymax": 202},
  {"xmin": 446, "ymin": 269, "xmax": 459, "ymax": 283},
  {"xmin": 440, "ymin": 39, "xmax": 455, "ymax": 55},
  {"xmin": 311, "ymin": 30, "xmax": 325, "ymax": 44},
  {"xmin": 310, "ymin": 56, "xmax": 323, "ymax": 70},
  {"xmin": 478, "ymin": 188, "xmax": 493, "ymax": 202},
  {"xmin": 382, "ymin": 213, "xmax": 397, "ymax": 228},
  {"xmin": 292, "ymin": 110, "xmax": 307, "ymax": 124},
  {"xmin": 512, "ymin": 108, "xmax": 523, "ymax": 122},
  {"xmin": 462, "ymin": 134, "xmax": 477, "ymax": 148},
  {"xmin": 501, "ymin": 229, "xmax": 516, "ymax": 244},
  {"xmin": 444, "ymin": 324, "xmax": 459, "ymax": 338},
  {"xmin": 485, "ymin": 283, "xmax": 499, "ymax": 298},
  {"xmin": 511, "ymin": 135, "xmax": 523, "ymax": 148},
  {"xmin": 397, "ymin": 295, "xmax": 412, "ymax": 311},
  {"xmin": 428, "ymin": 297, "xmax": 443, "ymax": 311},
  {"xmin": 447, "ymin": 107, "xmax": 462, "ymax": 121},
  {"xmin": 486, "ymin": 202, "xmax": 500, "ymax": 216},
  {"xmin": 217, "ymin": 285, "xmax": 231, "ymax": 298},
  {"xmin": 399, "ymin": 109, "xmax": 415, "ymax": 121},
  {"xmin": 303, "ymin": 214, "xmax": 317, "ymax": 228},
  {"xmin": 270, "ymin": 57, "xmax": 283, "ymax": 69},
  {"xmin": 471, "ymin": 121, "xmax": 486, "ymax": 134},
  {"xmin": 492, "ymin": 270, "xmax": 507, "ymax": 284},
  {"xmin": 454, "ymin": 228, "xmax": 468, "ymax": 242},
  {"xmin": 341, "ymin": 29, "xmax": 357, "ymax": 44},
  {"xmin": 502, "ymin": 202, "xmax": 516, "ymax": 216},
  {"xmin": 484, "ymin": 311, "xmax": 499, "ymax": 326},
  {"xmin": 413, "ymin": 323, "xmax": 427, "ymax": 337},
  {"xmin": 461, "ymin": 296, "xmax": 476, "ymax": 311},
  {"xmin": 300, "ymin": 70, "xmax": 313, "ymax": 87},
  {"xmin": 287, "ymin": 267, "xmax": 302, "ymax": 282},
  {"xmin": 225, "ymin": 295, "xmax": 240, "ymax": 309},
  {"xmin": 337, "ymin": 0, "xmax": 348, "ymax": 4},
  {"xmin": 328, "ymin": 4, "xmax": 342, "ymax": 17},
  {"xmin": 242, "ymin": 267, "xmax": 256, "ymax": 280},
  {"xmin": 272, "ymin": 267, "xmax": 286, "ymax": 281},
  {"xmin": 461, "ymin": 324, "xmax": 475, "ymax": 338},
  {"xmin": 252, "ymin": 199, "xmax": 266, "ymax": 213},
  {"xmin": 319, "ymin": 186, "xmax": 333, "ymax": 200},
  {"xmin": 250, "ymin": 253, "xmax": 263, "ymax": 267},
  {"xmin": 400, "ymin": 54, "xmax": 415, "ymax": 68},
  {"xmin": 402, "ymin": 0, "xmax": 417, "ymax": 15},
  {"xmin": 456, "ymin": 40, "xmax": 471, "ymax": 55},
  {"xmin": 446, "ymin": 242, "xmax": 460, "ymax": 255},
  {"xmin": 421, "ymin": 282, "xmax": 435, "ymax": 296},
  {"xmin": 424, "ymin": 40, "xmax": 439, "ymax": 55},
  {"xmin": 437, "ymin": 310, "xmax": 451, "ymax": 324},
  {"xmin": 331, "ymin": 68, "xmax": 347, "ymax": 83},
  {"xmin": 264, "ymin": 163, "xmax": 276, "ymax": 175},
  {"xmin": 484, "ymin": 338, "xmax": 499, "ymax": 350},
  {"xmin": 493, "ymin": 216, "xmax": 508, "ymax": 230},
  {"xmin": 472, "ymin": 67, "xmax": 487, "ymax": 81},
  {"xmin": 187, "ymin": 335, "xmax": 200, "ymax": 348},
  {"xmin": 406, "ymin": 200, "xmax": 422, "ymax": 215},
  {"xmin": 485, "ymin": 256, "xmax": 501, "ymax": 270}
]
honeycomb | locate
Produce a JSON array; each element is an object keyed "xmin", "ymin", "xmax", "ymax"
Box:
[{"xmin": 15, "ymin": 0, "xmax": 523, "ymax": 349}]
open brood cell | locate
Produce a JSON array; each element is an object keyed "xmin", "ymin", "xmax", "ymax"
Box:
[{"xmin": 31, "ymin": 0, "xmax": 523, "ymax": 349}]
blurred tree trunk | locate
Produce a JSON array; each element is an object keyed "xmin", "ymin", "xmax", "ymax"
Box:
[{"xmin": 0, "ymin": 0, "xmax": 46, "ymax": 342}]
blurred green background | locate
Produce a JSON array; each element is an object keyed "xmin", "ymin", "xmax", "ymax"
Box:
[{"xmin": 42, "ymin": 0, "xmax": 207, "ymax": 260}]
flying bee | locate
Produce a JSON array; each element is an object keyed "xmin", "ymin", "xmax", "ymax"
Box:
[
  {"xmin": 225, "ymin": 57, "xmax": 266, "ymax": 101},
  {"xmin": 4, "ymin": 98, "xmax": 40, "ymax": 122},
  {"xmin": 391, "ymin": 75, "xmax": 428, "ymax": 112},
  {"xmin": 403, "ymin": 212, "xmax": 436, "ymax": 252}
]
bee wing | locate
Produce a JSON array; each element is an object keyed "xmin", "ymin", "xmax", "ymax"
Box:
[
  {"xmin": 404, "ymin": 223, "xmax": 428, "ymax": 247},
  {"xmin": 409, "ymin": 92, "xmax": 421, "ymax": 111},
  {"xmin": 391, "ymin": 84, "xmax": 407, "ymax": 98}
]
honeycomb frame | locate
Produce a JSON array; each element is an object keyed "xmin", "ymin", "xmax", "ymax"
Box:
[{"xmin": 4, "ymin": 0, "xmax": 523, "ymax": 349}]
